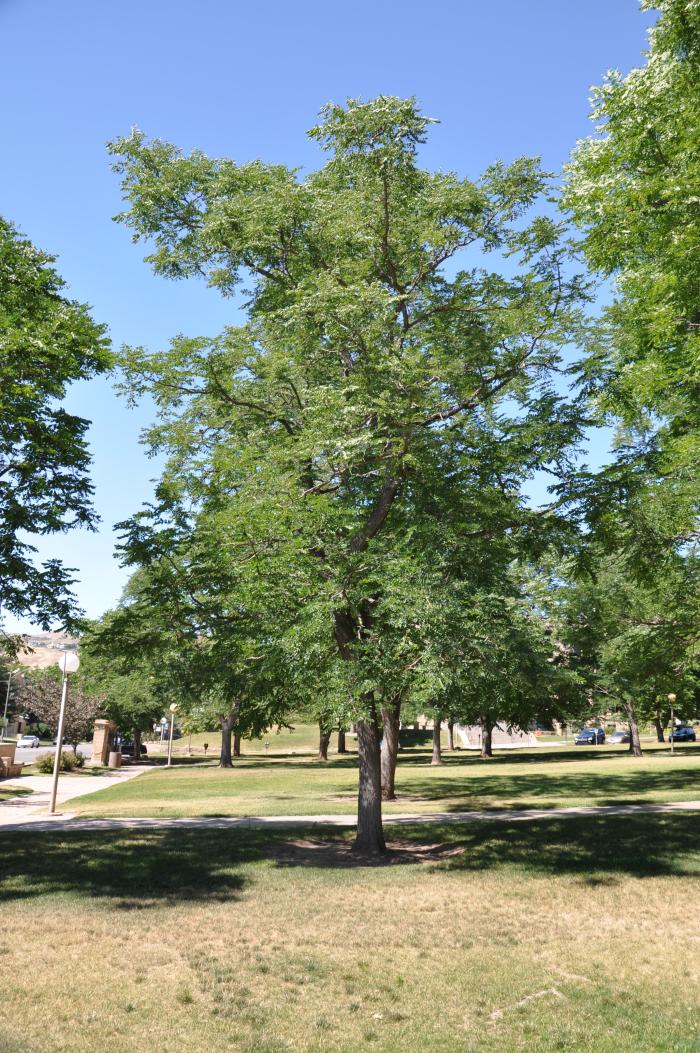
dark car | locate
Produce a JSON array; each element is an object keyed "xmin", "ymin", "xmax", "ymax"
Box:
[
  {"xmin": 575, "ymin": 727, "xmax": 605, "ymax": 745},
  {"xmin": 669, "ymin": 725, "xmax": 697, "ymax": 743},
  {"xmin": 608, "ymin": 729, "xmax": 631, "ymax": 745},
  {"xmin": 116, "ymin": 738, "xmax": 148, "ymax": 759}
]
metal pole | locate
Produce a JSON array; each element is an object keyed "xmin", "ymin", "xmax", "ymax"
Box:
[
  {"xmin": 670, "ymin": 703, "xmax": 675, "ymax": 756},
  {"xmin": 48, "ymin": 670, "xmax": 69, "ymax": 814},
  {"xmin": 1, "ymin": 671, "xmax": 13, "ymax": 743},
  {"xmin": 167, "ymin": 716, "xmax": 175, "ymax": 767}
]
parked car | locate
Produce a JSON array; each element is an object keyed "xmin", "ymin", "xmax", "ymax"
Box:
[
  {"xmin": 16, "ymin": 734, "xmax": 40, "ymax": 748},
  {"xmin": 608, "ymin": 730, "xmax": 631, "ymax": 744},
  {"xmin": 669, "ymin": 725, "xmax": 697, "ymax": 743},
  {"xmin": 575, "ymin": 727, "xmax": 605, "ymax": 745},
  {"xmin": 116, "ymin": 739, "xmax": 148, "ymax": 759}
]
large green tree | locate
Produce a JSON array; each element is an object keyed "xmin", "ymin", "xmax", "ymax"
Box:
[
  {"xmin": 0, "ymin": 218, "xmax": 110, "ymax": 644},
  {"xmin": 111, "ymin": 97, "xmax": 590, "ymax": 853},
  {"xmin": 564, "ymin": 1, "xmax": 700, "ymax": 559}
]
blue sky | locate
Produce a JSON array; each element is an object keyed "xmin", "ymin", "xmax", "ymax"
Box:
[{"xmin": 1, "ymin": 0, "xmax": 655, "ymax": 631}]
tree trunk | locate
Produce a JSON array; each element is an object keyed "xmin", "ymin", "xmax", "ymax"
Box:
[
  {"xmin": 480, "ymin": 715, "xmax": 493, "ymax": 759},
  {"xmin": 381, "ymin": 703, "xmax": 400, "ymax": 800},
  {"xmin": 654, "ymin": 711, "xmax": 666, "ymax": 743},
  {"xmin": 233, "ymin": 732, "xmax": 241, "ymax": 758},
  {"xmin": 337, "ymin": 728, "xmax": 347, "ymax": 754},
  {"xmin": 355, "ymin": 718, "xmax": 386, "ymax": 855},
  {"xmin": 219, "ymin": 714, "xmax": 233, "ymax": 768},
  {"xmin": 133, "ymin": 727, "xmax": 142, "ymax": 761},
  {"xmin": 626, "ymin": 701, "xmax": 643, "ymax": 757},
  {"xmin": 432, "ymin": 717, "xmax": 444, "ymax": 765},
  {"xmin": 318, "ymin": 725, "xmax": 331, "ymax": 761},
  {"xmin": 447, "ymin": 717, "xmax": 455, "ymax": 751},
  {"xmin": 334, "ymin": 609, "xmax": 385, "ymax": 855}
]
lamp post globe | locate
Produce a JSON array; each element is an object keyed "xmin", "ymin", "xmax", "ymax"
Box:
[{"xmin": 58, "ymin": 652, "xmax": 80, "ymax": 676}]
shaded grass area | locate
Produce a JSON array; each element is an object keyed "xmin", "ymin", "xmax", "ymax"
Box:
[
  {"xmin": 0, "ymin": 785, "xmax": 30, "ymax": 802},
  {"xmin": 72, "ymin": 743, "xmax": 700, "ymax": 819},
  {"xmin": 0, "ymin": 814, "xmax": 699, "ymax": 1052}
]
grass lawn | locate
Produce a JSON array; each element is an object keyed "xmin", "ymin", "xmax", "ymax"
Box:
[
  {"xmin": 147, "ymin": 724, "xmax": 340, "ymax": 757},
  {"xmin": 70, "ymin": 739, "xmax": 700, "ymax": 819},
  {"xmin": 0, "ymin": 785, "xmax": 30, "ymax": 802},
  {"xmin": 0, "ymin": 814, "xmax": 698, "ymax": 1052}
]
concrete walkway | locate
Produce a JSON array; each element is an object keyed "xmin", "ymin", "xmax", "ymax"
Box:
[
  {"xmin": 0, "ymin": 797, "xmax": 698, "ymax": 833},
  {"xmin": 0, "ymin": 765, "xmax": 149, "ymax": 826}
]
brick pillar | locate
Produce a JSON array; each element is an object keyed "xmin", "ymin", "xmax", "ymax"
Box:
[{"xmin": 91, "ymin": 720, "xmax": 116, "ymax": 766}]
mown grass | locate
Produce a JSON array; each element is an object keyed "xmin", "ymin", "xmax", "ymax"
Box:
[
  {"xmin": 148, "ymin": 724, "xmax": 346, "ymax": 757},
  {"xmin": 71, "ymin": 739, "xmax": 700, "ymax": 819},
  {"xmin": 0, "ymin": 814, "xmax": 698, "ymax": 1052},
  {"xmin": 0, "ymin": 785, "xmax": 30, "ymax": 802}
]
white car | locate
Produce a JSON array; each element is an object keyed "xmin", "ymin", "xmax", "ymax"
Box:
[{"xmin": 17, "ymin": 734, "xmax": 40, "ymax": 748}]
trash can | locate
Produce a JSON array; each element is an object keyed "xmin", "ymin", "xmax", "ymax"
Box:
[{"xmin": 108, "ymin": 751, "xmax": 122, "ymax": 769}]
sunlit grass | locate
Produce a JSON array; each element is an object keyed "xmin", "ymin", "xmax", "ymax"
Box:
[
  {"xmin": 71, "ymin": 736, "xmax": 700, "ymax": 819},
  {"xmin": 0, "ymin": 814, "xmax": 698, "ymax": 1052},
  {"xmin": 0, "ymin": 785, "xmax": 30, "ymax": 802}
]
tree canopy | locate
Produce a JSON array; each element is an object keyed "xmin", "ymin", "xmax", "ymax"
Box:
[
  {"xmin": 109, "ymin": 96, "xmax": 593, "ymax": 852},
  {"xmin": 0, "ymin": 218, "xmax": 111, "ymax": 646}
]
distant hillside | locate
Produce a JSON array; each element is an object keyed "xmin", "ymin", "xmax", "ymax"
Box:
[{"xmin": 17, "ymin": 633, "xmax": 79, "ymax": 670}]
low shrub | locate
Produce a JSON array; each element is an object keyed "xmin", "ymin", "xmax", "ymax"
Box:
[{"xmin": 35, "ymin": 749, "xmax": 84, "ymax": 774}]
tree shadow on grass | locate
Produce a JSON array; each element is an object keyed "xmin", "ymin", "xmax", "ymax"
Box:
[
  {"xmin": 265, "ymin": 812, "xmax": 700, "ymax": 877},
  {"xmin": 388, "ymin": 764, "xmax": 700, "ymax": 809},
  {"xmin": 0, "ymin": 828, "xmax": 277, "ymax": 908},
  {"xmin": 193, "ymin": 743, "xmax": 700, "ymax": 773},
  {"xmin": 403, "ymin": 812, "xmax": 700, "ymax": 881},
  {"xmin": 394, "ymin": 743, "xmax": 700, "ymax": 767},
  {"xmin": 1, "ymin": 815, "xmax": 697, "ymax": 896}
]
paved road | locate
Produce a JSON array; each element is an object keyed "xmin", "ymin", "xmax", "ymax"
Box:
[
  {"xmin": 13, "ymin": 741, "xmax": 92, "ymax": 764},
  {"xmin": 1, "ymin": 797, "xmax": 698, "ymax": 833}
]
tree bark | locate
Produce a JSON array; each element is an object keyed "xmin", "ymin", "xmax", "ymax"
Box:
[
  {"xmin": 447, "ymin": 717, "xmax": 455, "ymax": 751},
  {"xmin": 318, "ymin": 725, "xmax": 331, "ymax": 761},
  {"xmin": 381, "ymin": 702, "xmax": 400, "ymax": 800},
  {"xmin": 219, "ymin": 714, "xmax": 233, "ymax": 768},
  {"xmin": 334, "ymin": 607, "xmax": 386, "ymax": 855},
  {"xmin": 233, "ymin": 732, "xmax": 241, "ymax": 758},
  {"xmin": 133, "ymin": 727, "xmax": 142, "ymax": 761},
  {"xmin": 432, "ymin": 717, "xmax": 444, "ymax": 765},
  {"xmin": 480, "ymin": 715, "xmax": 493, "ymax": 759},
  {"xmin": 355, "ymin": 718, "xmax": 386, "ymax": 855},
  {"xmin": 654, "ymin": 711, "xmax": 666, "ymax": 743},
  {"xmin": 337, "ymin": 728, "xmax": 347, "ymax": 754},
  {"xmin": 626, "ymin": 701, "xmax": 643, "ymax": 757}
]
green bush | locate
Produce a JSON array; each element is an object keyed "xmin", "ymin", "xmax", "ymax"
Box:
[{"xmin": 35, "ymin": 749, "xmax": 84, "ymax": 774}]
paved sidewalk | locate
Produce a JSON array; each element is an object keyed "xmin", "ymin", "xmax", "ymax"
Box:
[
  {"xmin": 0, "ymin": 797, "xmax": 698, "ymax": 833},
  {"xmin": 0, "ymin": 765, "xmax": 149, "ymax": 826}
]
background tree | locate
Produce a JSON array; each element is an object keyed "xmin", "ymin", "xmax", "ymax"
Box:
[
  {"xmin": 553, "ymin": 550, "xmax": 700, "ymax": 756},
  {"xmin": 0, "ymin": 218, "xmax": 110, "ymax": 649},
  {"xmin": 110, "ymin": 97, "xmax": 591, "ymax": 853},
  {"xmin": 18, "ymin": 667, "xmax": 104, "ymax": 752}
]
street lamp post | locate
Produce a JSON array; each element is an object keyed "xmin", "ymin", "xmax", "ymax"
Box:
[
  {"xmin": 49, "ymin": 651, "xmax": 80, "ymax": 815},
  {"xmin": 668, "ymin": 693, "xmax": 677, "ymax": 756},
  {"xmin": 1, "ymin": 668, "xmax": 19, "ymax": 742},
  {"xmin": 167, "ymin": 703, "xmax": 178, "ymax": 767}
]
